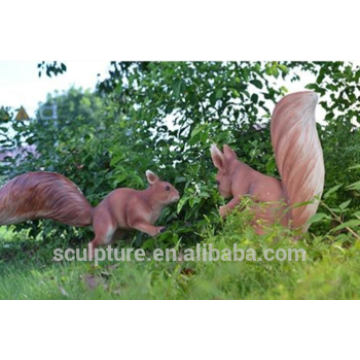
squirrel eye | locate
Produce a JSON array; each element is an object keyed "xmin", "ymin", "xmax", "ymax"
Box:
[
  {"xmin": 216, "ymin": 180, "xmax": 220, "ymax": 186},
  {"xmin": 165, "ymin": 186, "xmax": 170, "ymax": 191}
]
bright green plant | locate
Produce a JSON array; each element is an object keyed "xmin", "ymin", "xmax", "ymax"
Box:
[{"xmin": 2, "ymin": 61, "xmax": 360, "ymax": 250}]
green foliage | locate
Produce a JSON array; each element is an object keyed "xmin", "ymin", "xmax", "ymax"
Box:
[
  {"xmin": 4, "ymin": 61, "xmax": 360, "ymax": 243},
  {"xmin": 2, "ymin": 208, "xmax": 360, "ymax": 299},
  {"xmin": 4, "ymin": 88, "xmax": 115, "ymax": 243},
  {"xmin": 2, "ymin": 61, "xmax": 360, "ymax": 299},
  {"xmin": 37, "ymin": 61, "xmax": 67, "ymax": 78},
  {"xmin": 95, "ymin": 62, "xmax": 296, "ymax": 243}
]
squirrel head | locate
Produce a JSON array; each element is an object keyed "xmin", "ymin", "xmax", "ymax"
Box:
[
  {"xmin": 145, "ymin": 170, "xmax": 180, "ymax": 205},
  {"xmin": 210, "ymin": 144, "xmax": 237, "ymax": 199}
]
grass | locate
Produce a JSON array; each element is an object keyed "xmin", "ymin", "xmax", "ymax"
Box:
[{"xmin": 1, "ymin": 213, "xmax": 360, "ymax": 300}]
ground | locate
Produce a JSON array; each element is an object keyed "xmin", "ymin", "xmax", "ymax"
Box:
[{"xmin": 1, "ymin": 215, "xmax": 360, "ymax": 300}]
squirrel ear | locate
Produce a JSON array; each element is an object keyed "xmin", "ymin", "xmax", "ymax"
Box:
[
  {"xmin": 146, "ymin": 170, "xmax": 159, "ymax": 185},
  {"xmin": 210, "ymin": 144, "xmax": 226, "ymax": 173},
  {"xmin": 223, "ymin": 145, "xmax": 237, "ymax": 160}
]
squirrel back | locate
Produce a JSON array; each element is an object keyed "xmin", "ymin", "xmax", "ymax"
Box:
[
  {"xmin": 271, "ymin": 91, "xmax": 325, "ymax": 231},
  {"xmin": 0, "ymin": 172, "xmax": 92, "ymax": 227}
]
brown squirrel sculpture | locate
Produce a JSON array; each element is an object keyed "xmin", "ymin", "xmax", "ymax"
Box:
[
  {"xmin": 211, "ymin": 91, "xmax": 325, "ymax": 233},
  {"xmin": 0, "ymin": 170, "xmax": 180, "ymax": 256}
]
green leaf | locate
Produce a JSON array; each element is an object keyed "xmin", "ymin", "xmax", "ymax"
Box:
[
  {"xmin": 209, "ymin": 92, "xmax": 217, "ymax": 107},
  {"xmin": 175, "ymin": 177, "xmax": 186, "ymax": 183},
  {"xmin": 177, "ymin": 197, "xmax": 188, "ymax": 214},
  {"xmin": 323, "ymin": 184, "xmax": 342, "ymax": 198},
  {"xmin": 191, "ymin": 125, "xmax": 206, "ymax": 138},
  {"xmin": 331, "ymin": 220, "xmax": 360, "ymax": 232},
  {"xmin": 307, "ymin": 213, "xmax": 330, "ymax": 225},
  {"xmin": 272, "ymin": 66, "xmax": 279, "ymax": 78},
  {"xmin": 165, "ymin": 103, "xmax": 174, "ymax": 114},
  {"xmin": 241, "ymin": 69, "xmax": 249, "ymax": 82},
  {"xmin": 173, "ymin": 79, "xmax": 182, "ymax": 99},
  {"xmin": 316, "ymin": 67, "xmax": 326, "ymax": 84},
  {"xmin": 347, "ymin": 181, "xmax": 360, "ymax": 191},
  {"xmin": 355, "ymin": 69, "xmax": 360, "ymax": 82},
  {"xmin": 333, "ymin": 72, "xmax": 343, "ymax": 80},
  {"xmin": 305, "ymin": 83, "xmax": 320, "ymax": 91},
  {"xmin": 278, "ymin": 64, "xmax": 288, "ymax": 74},
  {"xmin": 231, "ymin": 89, "xmax": 240, "ymax": 98},
  {"xmin": 291, "ymin": 200, "xmax": 315, "ymax": 209},
  {"xmin": 216, "ymin": 89, "xmax": 223, "ymax": 99},
  {"xmin": 339, "ymin": 200, "xmax": 351, "ymax": 210},
  {"xmin": 250, "ymin": 79, "xmax": 263, "ymax": 89},
  {"xmin": 250, "ymin": 93, "xmax": 258, "ymax": 104}
]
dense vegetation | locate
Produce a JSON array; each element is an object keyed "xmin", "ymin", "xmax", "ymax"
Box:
[{"xmin": 1, "ymin": 61, "xmax": 360, "ymax": 299}]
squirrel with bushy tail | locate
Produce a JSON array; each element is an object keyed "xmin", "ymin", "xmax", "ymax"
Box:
[
  {"xmin": 0, "ymin": 91, "xmax": 324, "ymax": 254},
  {"xmin": 210, "ymin": 91, "xmax": 325, "ymax": 233},
  {"xmin": 0, "ymin": 169, "xmax": 180, "ymax": 257}
]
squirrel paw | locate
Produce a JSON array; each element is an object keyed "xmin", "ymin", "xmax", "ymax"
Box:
[{"xmin": 219, "ymin": 206, "xmax": 229, "ymax": 218}]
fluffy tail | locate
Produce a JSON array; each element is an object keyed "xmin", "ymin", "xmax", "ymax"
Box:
[
  {"xmin": 0, "ymin": 172, "xmax": 93, "ymax": 227},
  {"xmin": 271, "ymin": 91, "xmax": 325, "ymax": 231}
]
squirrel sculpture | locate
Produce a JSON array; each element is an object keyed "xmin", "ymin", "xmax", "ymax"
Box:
[
  {"xmin": 210, "ymin": 91, "xmax": 325, "ymax": 233},
  {"xmin": 0, "ymin": 170, "xmax": 180, "ymax": 256}
]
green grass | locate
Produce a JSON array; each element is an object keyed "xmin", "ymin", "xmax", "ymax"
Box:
[{"xmin": 1, "ymin": 214, "xmax": 360, "ymax": 300}]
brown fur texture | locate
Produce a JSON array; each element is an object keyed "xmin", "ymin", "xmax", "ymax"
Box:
[
  {"xmin": 211, "ymin": 91, "xmax": 325, "ymax": 233},
  {"xmin": 271, "ymin": 91, "xmax": 325, "ymax": 230},
  {"xmin": 88, "ymin": 170, "xmax": 180, "ymax": 257},
  {"xmin": 0, "ymin": 170, "xmax": 180, "ymax": 257},
  {"xmin": 0, "ymin": 172, "xmax": 92, "ymax": 227}
]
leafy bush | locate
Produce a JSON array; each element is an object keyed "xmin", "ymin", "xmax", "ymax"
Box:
[{"xmin": 2, "ymin": 61, "xmax": 360, "ymax": 259}]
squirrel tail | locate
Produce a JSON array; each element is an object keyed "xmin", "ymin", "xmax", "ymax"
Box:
[
  {"xmin": 0, "ymin": 172, "xmax": 93, "ymax": 227},
  {"xmin": 271, "ymin": 91, "xmax": 325, "ymax": 231}
]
